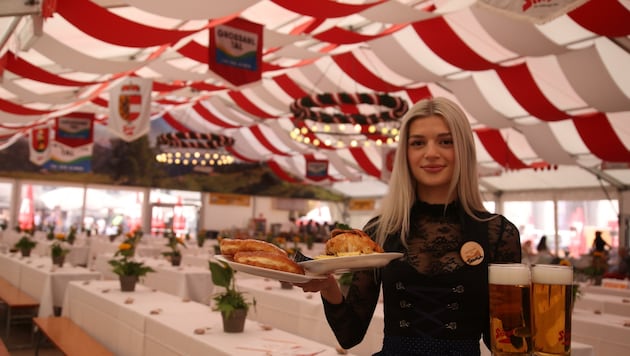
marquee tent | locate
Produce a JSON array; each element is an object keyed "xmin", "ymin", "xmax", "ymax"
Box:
[{"xmin": 0, "ymin": 0, "xmax": 629, "ymax": 198}]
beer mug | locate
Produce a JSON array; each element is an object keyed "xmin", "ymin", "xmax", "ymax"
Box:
[
  {"xmin": 531, "ymin": 264, "xmax": 573, "ymax": 356},
  {"xmin": 488, "ymin": 263, "xmax": 532, "ymax": 356}
]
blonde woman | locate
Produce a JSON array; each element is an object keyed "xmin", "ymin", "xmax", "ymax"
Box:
[{"xmin": 297, "ymin": 97, "xmax": 521, "ymax": 355}]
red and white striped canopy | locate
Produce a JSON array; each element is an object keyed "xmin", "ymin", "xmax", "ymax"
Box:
[{"xmin": 0, "ymin": 0, "xmax": 629, "ymax": 197}]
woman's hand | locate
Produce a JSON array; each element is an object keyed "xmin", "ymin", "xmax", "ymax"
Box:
[{"xmin": 294, "ymin": 274, "xmax": 343, "ymax": 304}]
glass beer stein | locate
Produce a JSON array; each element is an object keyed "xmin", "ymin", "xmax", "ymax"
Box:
[
  {"xmin": 488, "ymin": 263, "xmax": 532, "ymax": 356},
  {"xmin": 530, "ymin": 264, "xmax": 573, "ymax": 356}
]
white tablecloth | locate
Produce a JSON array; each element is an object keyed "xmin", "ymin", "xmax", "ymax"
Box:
[
  {"xmin": 237, "ymin": 277, "xmax": 594, "ymax": 356},
  {"xmin": 0, "ymin": 252, "xmax": 102, "ymax": 317},
  {"xmin": 62, "ymin": 280, "xmax": 352, "ymax": 356},
  {"xmin": 575, "ymin": 292, "xmax": 630, "ymax": 317},
  {"xmin": 572, "ymin": 308, "xmax": 630, "ymax": 355},
  {"xmin": 92, "ymin": 254, "xmax": 214, "ymax": 303}
]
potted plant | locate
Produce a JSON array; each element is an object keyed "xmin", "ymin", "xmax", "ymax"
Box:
[
  {"xmin": 108, "ymin": 229, "xmax": 154, "ymax": 292},
  {"xmin": 162, "ymin": 230, "xmax": 186, "ymax": 266},
  {"xmin": 14, "ymin": 235, "xmax": 37, "ymax": 257},
  {"xmin": 209, "ymin": 260, "xmax": 254, "ymax": 333},
  {"xmin": 196, "ymin": 230, "xmax": 206, "ymax": 248},
  {"xmin": 51, "ymin": 234, "xmax": 70, "ymax": 267},
  {"xmin": 66, "ymin": 225, "xmax": 78, "ymax": 245}
]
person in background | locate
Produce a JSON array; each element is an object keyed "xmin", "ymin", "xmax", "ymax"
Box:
[
  {"xmin": 521, "ymin": 240, "xmax": 535, "ymax": 265},
  {"xmin": 592, "ymin": 230, "xmax": 610, "ymax": 253},
  {"xmin": 296, "ymin": 97, "xmax": 521, "ymax": 355},
  {"xmin": 534, "ymin": 235, "xmax": 555, "ymax": 264}
]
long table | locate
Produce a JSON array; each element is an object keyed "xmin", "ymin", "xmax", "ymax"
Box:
[
  {"xmin": 92, "ymin": 254, "xmax": 214, "ymax": 304},
  {"xmin": 236, "ymin": 277, "xmax": 594, "ymax": 356},
  {"xmin": 0, "ymin": 252, "xmax": 101, "ymax": 317},
  {"xmin": 62, "ymin": 280, "xmax": 352, "ymax": 356}
]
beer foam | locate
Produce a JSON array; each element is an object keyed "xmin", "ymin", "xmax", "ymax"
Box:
[
  {"xmin": 488, "ymin": 263, "xmax": 530, "ymax": 285},
  {"xmin": 531, "ymin": 264, "xmax": 573, "ymax": 285}
]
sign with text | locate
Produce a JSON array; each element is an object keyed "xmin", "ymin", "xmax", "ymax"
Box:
[{"xmin": 209, "ymin": 18, "xmax": 262, "ymax": 86}]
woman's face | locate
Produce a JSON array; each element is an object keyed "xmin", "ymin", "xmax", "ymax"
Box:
[{"xmin": 406, "ymin": 115, "xmax": 455, "ymax": 203}]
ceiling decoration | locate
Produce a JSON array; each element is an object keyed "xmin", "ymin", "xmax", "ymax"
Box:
[{"xmin": 0, "ymin": 0, "xmax": 629, "ymax": 196}]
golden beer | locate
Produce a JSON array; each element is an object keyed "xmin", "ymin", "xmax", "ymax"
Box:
[
  {"xmin": 488, "ymin": 264, "xmax": 532, "ymax": 356},
  {"xmin": 531, "ymin": 265, "xmax": 573, "ymax": 356}
]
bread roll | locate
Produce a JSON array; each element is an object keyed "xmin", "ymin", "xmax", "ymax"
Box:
[
  {"xmin": 326, "ymin": 229, "xmax": 384, "ymax": 255},
  {"xmin": 219, "ymin": 238, "xmax": 287, "ymax": 257},
  {"xmin": 233, "ymin": 251, "xmax": 304, "ymax": 275}
]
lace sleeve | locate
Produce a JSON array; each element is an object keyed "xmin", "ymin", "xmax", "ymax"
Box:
[
  {"xmin": 322, "ymin": 269, "xmax": 381, "ymax": 349},
  {"xmin": 488, "ymin": 215, "xmax": 521, "ymax": 263}
]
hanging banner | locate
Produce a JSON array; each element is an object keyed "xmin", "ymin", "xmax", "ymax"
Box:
[
  {"xmin": 209, "ymin": 18, "xmax": 263, "ymax": 86},
  {"xmin": 380, "ymin": 147, "xmax": 397, "ymax": 183},
  {"xmin": 476, "ymin": 0, "xmax": 588, "ymax": 24},
  {"xmin": 306, "ymin": 158, "xmax": 329, "ymax": 181},
  {"xmin": 108, "ymin": 77, "xmax": 152, "ymax": 141},
  {"xmin": 29, "ymin": 125, "xmax": 51, "ymax": 166},
  {"xmin": 45, "ymin": 114, "xmax": 94, "ymax": 172}
]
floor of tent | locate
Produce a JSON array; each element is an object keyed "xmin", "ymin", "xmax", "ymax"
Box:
[{"xmin": 0, "ymin": 306, "xmax": 63, "ymax": 356}]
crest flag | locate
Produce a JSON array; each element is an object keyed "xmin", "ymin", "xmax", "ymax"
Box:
[
  {"xmin": 29, "ymin": 124, "xmax": 51, "ymax": 166},
  {"xmin": 108, "ymin": 77, "xmax": 153, "ymax": 141}
]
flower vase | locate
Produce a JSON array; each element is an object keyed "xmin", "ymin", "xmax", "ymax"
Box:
[
  {"xmin": 171, "ymin": 254, "xmax": 182, "ymax": 267},
  {"xmin": 119, "ymin": 275, "xmax": 138, "ymax": 292},
  {"xmin": 20, "ymin": 248, "xmax": 31, "ymax": 257},
  {"xmin": 52, "ymin": 255, "xmax": 65, "ymax": 267},
  {"xmin": 221, "ymin": 309, "xmax": 247, "ymax": 333}
]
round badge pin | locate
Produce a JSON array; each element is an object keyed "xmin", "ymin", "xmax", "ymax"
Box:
[{"xmin": 460, "ymin": 241, "xmax": 484, "ymax": 266}]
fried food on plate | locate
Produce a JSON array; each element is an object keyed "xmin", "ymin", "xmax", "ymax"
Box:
[
  {"xmin": 325, "ymin": 228, "xmax": 384, "ymax": 256},
  {"xmin": 233, "ymin": 251, "xmax": 305, "ymax": 275},
  {"xmin": 219, "ymin": 238, "xmax": 287, "ymax": 257}
]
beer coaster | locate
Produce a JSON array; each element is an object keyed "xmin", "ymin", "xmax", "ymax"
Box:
[{"xmin": 460, "ymin": 241, "xmax": 484, "ymax": 266}]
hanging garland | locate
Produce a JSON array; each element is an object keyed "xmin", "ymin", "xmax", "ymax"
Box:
[
  {"xmin": 156, "ymin": 132, "xmax": 234, "ymax": 149},
  {"xmin": 290, "ymin": 92, "xmax": 408, "ymax": 125}
]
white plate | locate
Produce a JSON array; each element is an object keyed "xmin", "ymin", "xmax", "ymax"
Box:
[
  {"xmin": 299, "ymin": 252, "xmax": 404, "ymax": 274},
  {"xmin": 214, "ymin": 255, "xmax": 327, "ymax": 283}
]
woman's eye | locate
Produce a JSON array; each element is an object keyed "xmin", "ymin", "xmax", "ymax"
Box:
[{"xmin": 440, "ymin": 138, "xmax": 454, "ymax": 146}]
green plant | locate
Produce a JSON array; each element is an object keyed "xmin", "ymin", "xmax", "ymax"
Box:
[
  {"xmin": 108, "ymin": 229, "xmax": 154, "ymax": 277},
  {"xmin": 209, "ymin": 260, "xmax": 254, "ymax": 318},
  {"xmin": 66, "ymin": 225, "xmax": 78, "ymax": 245},
  {"xmin": 162, "ymin": 230, "xmax": 186, "ymax": 258},
  {"xmin": 51, "ymin": 236, "xmax": 70, "ymax": 258},
  {"xmin": 14, "ymin": 236, "xmax": 37, "ymax": 250}
]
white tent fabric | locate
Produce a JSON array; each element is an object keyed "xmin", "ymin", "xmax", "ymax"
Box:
[{"xmin": 0, "ymin": 0, "xmax": 629, "ymax": 198}]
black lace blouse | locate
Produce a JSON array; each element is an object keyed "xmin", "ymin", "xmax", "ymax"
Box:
[{"xmin": 322, "ymin": 200, "xmax": 521, "ymax": 351}]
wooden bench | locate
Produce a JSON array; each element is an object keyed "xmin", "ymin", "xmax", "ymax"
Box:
[
  {"xmin": 33, "ymin": 317, "xmax": 113, "ymax": 356},
  {"xmin": 0, "ymin": 338, "xmax": 9, "ymax": 356},
  {"xmin": 0, "ymin": 277, "xmax": 39, "ymax": 349}
]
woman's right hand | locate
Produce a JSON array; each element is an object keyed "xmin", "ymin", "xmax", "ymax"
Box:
[{"xmin": 294, "ymin": 274, "xmax": 343, "ymax": 304}]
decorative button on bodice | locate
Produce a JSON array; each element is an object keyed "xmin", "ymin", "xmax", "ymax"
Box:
[
  {"xmin": 395, "ymin": 281, "xmax": 405, "ymax": 290},
  {"xmin": 452, "ymin": 285, "xmax": 464, "ymax": 293},
  {"xmin": 399, "ymin": 320, "xmax": 410, "ymax": 328},
  {"xmin": 399, "ymin": 300, "xmax": 412, "ymax": 308},
  {"xmin": 447, "ymin": 302, "xmax": 459, "ymax": 310},
  {"xmin": 445, "ymin": 322, "xmax": 457, "ymax": 330}
]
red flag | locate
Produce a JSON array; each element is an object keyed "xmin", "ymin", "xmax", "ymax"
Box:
[{"xmin": 209, "ymin": 18, "xmax": 263, "ymax": 86}]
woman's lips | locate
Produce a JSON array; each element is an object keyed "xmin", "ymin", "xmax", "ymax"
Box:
[{"xmin": 422, "ymin": 165, "xmax": 444, "ymax": 173}]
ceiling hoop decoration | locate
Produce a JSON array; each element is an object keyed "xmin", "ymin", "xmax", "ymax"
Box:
[
  {"xmin": 155, "ymin": 131, "xmax": 236, "ymax": 166},
  {"xmin": 290, "ymin": 92, "xmax": 408, "ymax": 124},
  {"xmin": 289, "ymin": 92, "xmax": 408, "ymax": 149}
]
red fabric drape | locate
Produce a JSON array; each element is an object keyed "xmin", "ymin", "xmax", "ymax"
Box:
[
  {"xmin": 497, "ymin": 63, "xmax": 569, "ymax": 122},
  {"xmin": 411, "ymin": 17, "xmax": 501, "ymax": 71},
  {"xmin": 248, "ymin": 126, "xmax": 291, "ymax": 156},
  {"xmin": 573, "ymin": 113, "xmax": 630, "ymax": 162},
  {"xmin": 349, "ymin": 147, "xmax": 381, "ymax": 178},
  {"xmin": 192, "ymin": 103, "xmax": 240, "ymax": 129},
  {"xmin": 569, "ymin": 0, "xmax": 630, "ymax": 37},
  {"xmin": 56, "ymin": 0, "xmax": 204, "ymax": 47}
]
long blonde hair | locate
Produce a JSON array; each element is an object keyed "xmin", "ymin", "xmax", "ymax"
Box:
[{"xmin": 367, "ymin": 97, "xmax": 489, "ymax": 246}]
